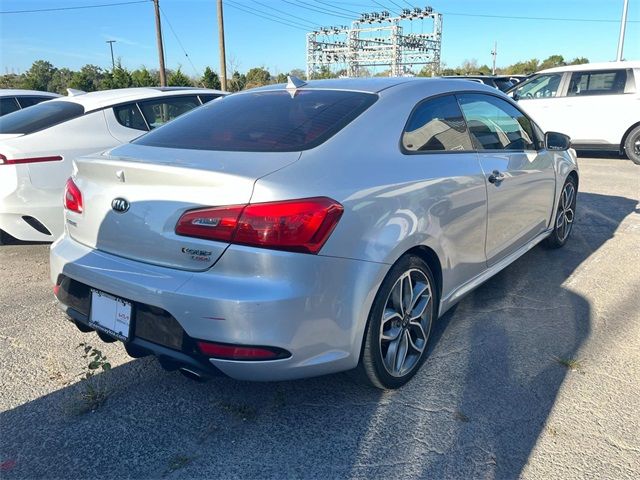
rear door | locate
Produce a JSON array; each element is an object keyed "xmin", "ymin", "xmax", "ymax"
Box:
[{"xmin": 458, "ymin": 93, "xmax": 556, "ymax": 265}]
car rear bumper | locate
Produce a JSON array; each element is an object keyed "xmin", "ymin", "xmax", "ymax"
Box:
[
  {"xmin": 0, "ymin": 165, "xmax": 63, "ymax": 242},
  {"xmin": 50, "ymin": 234, "xmax": 388, "ymax": 381}
]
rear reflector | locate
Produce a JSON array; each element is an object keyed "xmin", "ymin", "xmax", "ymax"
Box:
[
  {"xmin": 176, "ymin": 197, "xmax": 343, "ymax": 254},
  {"xmin": 197, "ymin": 341, "xmax": 289, "ymax": 361},
  {"xmin": 64, "ymin": 178, "xmax": 83, "ymax": 213},
  {"xmin": 0, "ymin": 154, "xmax": 63, "ymax": 165}
]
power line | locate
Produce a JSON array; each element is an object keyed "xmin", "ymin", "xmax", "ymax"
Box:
[
  {"xmin": 281, "ymin": 0, "xmax": 354, "ymax": 20},
  {"xmin": 225, "ymin": 0, "xmax": 309, "ymax": 31},
  {"xmin": 0, "ymin": 0, "xmax": 150, "ymax": 14},
  {"xmin": 440, "ymin": 11, "xmax": 639, "ymax": 24},
  {"xmin": 312, "ymin": 0, "xmax": 360, "ymax": 16},
  {"xmin": 158, "ymin": 5, "xmax": 201, "ymax": 80},
  {"xmin": 246, "ymin": 0, "xmax": 318, "ymax": 29},
  {"xmin": 253, "ymin": 0, "xmax": 320, "ymax": 28}
]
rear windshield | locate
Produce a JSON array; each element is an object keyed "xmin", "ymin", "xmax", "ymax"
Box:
[
  {"xmin": 134, "ymin": 90, "xmax": 378, "ymax": 152},
  {"xmin": 0, "ymin": 101, "xmax": 84, "ymax": 134}
]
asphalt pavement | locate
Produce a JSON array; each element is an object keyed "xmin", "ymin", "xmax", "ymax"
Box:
[{"xmin": 1, "ymin": 156, "xmax": 639, "ymax": 479}]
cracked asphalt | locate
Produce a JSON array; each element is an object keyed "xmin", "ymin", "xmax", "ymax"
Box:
[{"xmin": 1, "ymin": 156, "xmax": 639, "ymax": 479}]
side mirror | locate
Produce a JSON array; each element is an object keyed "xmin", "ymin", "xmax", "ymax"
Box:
[{"xmin": 545, "ymin": 131, "xmax": 571, "ymax": 151}]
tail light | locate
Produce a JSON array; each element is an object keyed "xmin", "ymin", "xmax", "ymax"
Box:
[
  {"xmin": 64, "ymin": 178, "xmax": 83, "ymax": 213},
  {"xmin": 197, "ymin": 341, "xmax": 290, "ymax": 361},
  {"xmin": 0, "ymin": 154, "xmax": 63, "ymax": 165},
  {"xmin": 176, "ymin": 197, "xmax": 343, "ymax": 254}
]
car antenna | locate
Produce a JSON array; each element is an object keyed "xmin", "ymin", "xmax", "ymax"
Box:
[
  {"xmin": 66, "ymin": 88, "xmax": 87, "ymax": 97},
  {"xmin": 286, "ymin": 75, "xmax": 307, "ymax": 98}
]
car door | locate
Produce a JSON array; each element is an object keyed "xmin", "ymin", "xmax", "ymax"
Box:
[
  {"xmin": 458, "ymin": 93, "xmax": 556, "ymax": 266},
  {"xmin": 512, "ymin": 72, "xmax": 566, "ymax": 133}
]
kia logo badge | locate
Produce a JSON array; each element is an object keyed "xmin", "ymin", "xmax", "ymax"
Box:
[{"xmin": 111, "ymin": 198, "xmax": 130, "ymax": 213}]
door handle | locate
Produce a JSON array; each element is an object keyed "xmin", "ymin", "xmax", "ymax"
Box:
[{"xmin": 488, "ymin": 170, "xmax": 505, "ymax": 184}]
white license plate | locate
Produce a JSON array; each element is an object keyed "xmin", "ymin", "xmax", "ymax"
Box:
[{"xmin": 89, "ymin": 289, "xmax": 132, "ymax": 341}]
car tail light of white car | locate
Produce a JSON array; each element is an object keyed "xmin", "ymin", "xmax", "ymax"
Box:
[
  {"xmin": 64, "ymin": 178, "xmax": 83, "ymax": 213},
  {"xmin": 0, "ymin": 154, "xmax": 63, "ymax": 165},
  {"xmin": 175, "ymin": 197, "xmax": 344, "ymax": 254}
]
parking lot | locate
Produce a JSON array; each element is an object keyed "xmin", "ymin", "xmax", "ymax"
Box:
[{"xmin": 0, "ymin": 156, "xmax": 638, "ymax": 479}]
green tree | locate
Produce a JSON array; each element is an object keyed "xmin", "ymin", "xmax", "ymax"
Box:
[
  {"xmin": 569, "ymin": 57, "xmax": 589, "ymax": 65},
  {"xmin": 505, "ymin": 58, "xmax": 540, "ymax": 75},
  {"xmin": 0, "ymin": 73, "xmax": 24, "ymax": 89},
  {"xmin": 274, "ymin": 73, "xmax": 288, "ymax": 84},
  {"xmin": 22, "ymin": 60, "xmax": 56, "ymax": 91},
  {"xmin": 131, "ymin": 67, "xmax": 156, "ymax": 87},
  {"xmin": 309, "ymin": 66, "xmax": 337, "ymax": 80},
  {"xmin": 540, "ymin": 55, "xmax": 565, "ymax": 70},
  {"xmin": 289, "ymin": 68, "xmax": 306, "ymax": 80},
  {"xmin": 106, "ymin": 63, "xmax": 133, "ymax": 89},
  {"xmin": 245, "ymin": 67, "xmax": 271, "ymax": 88},
  {"xmin": 228, "ymin": 71, "xmax": 246, "ymax": 92},
  {"xmin": 201, "ymin": 67, "xmax": 221, "ymax": 89},
  {"xmin": 167, "ymin": 67, "xmax": 192, "ymax": 86},
  {"xmin": 48, "ymin": 68, "xmax": 75, "ymax": 94},
  {"xmin": 69, "ymin": 64, "xmax": 107, "ymax": 92}
]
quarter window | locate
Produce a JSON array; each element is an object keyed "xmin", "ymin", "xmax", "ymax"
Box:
[
  {"xmin": 16, "ymin": 96, "xmax": 53, "ymax": 108},
  {"xmin": 567, "ymin": 70, "xmax": 627, "ymax": 96},
  {"xmin": 138, "ymin": 96, "xmax": 201, "ymax": 130},
  {"xmin": 0, "ymin": 97, "xmax": 20, "ymax": 116},
  {"xmin": 458, "ymin": 94, "xmax": 536, "ymax": 151},
  {"xmin": 113, "ymin": 103, "xmax": 147, "ymax": 131},
  {"xmin": 513, "ymin": 73, "xmax": 563, "ymax": 99},
  {"xmin": 402, "ymin": 95, "xmax": 473, "ymax": 152}
]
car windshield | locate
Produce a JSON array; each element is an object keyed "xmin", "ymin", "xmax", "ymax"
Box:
[
  {"xmin": 0, "ymin": 100, "xmax": 85, "ymax": 134},
  {"xmin": 134, "ymin": 89, "xmax": 378, "ymax": 152}
]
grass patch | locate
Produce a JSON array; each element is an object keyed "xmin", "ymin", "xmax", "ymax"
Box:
[{"xmin": 553, "ymin": 356, "xmax": 583, "ymax": 372}]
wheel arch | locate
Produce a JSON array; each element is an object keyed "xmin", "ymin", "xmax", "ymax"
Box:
[
  {"xmin": 620, "ymin": 121, "xmax": 640, "ymax": 154},
  {"xmin": 402, "ymin": 245, "xmax": 443, "ymax": 317}
]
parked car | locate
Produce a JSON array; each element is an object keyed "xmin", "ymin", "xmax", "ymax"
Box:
[
  {"xmin": 510, "ymin": 61, "xmax": 640, "ymax": 164},
  {"xmin": 443, "ymin": 75, "xmax": 515, "ymax": 92},
  {"xmin": 51, "ymin": 77, "xmax": 578, "ymax": 389},
  {"xmin": 0, "ymin": 87, "xmax": 225, "ymax": 243},
  {"xmin": 0, "ymin": 89, "xmax": 60, "ymax": 116}
]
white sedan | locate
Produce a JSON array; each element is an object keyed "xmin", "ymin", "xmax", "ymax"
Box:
[
  {"xmin": 0, "ymin": 89, "xmax": 60, "ymax": 116},
  {"xmin": 0, "ymin": 87, "xmax": 225, "ymax": 243}
]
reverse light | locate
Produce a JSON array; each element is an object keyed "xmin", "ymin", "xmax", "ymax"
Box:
[
  {"xmin": 175, "ymin": 197, "xmax": 344, "ymax": 254},
  {"xmin": 64, "ymin": 178, "xmax": 83, "ymax": 213},
  {"xmin": 197, "ymin": 341, "xmax": 290, "ymax": 361},
  {"xmin": 0, "ymin": 154, "xmax": 63, "ymax": 165}
]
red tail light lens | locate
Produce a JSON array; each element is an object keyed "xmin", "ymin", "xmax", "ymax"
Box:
[
  {"xmin": 0, "ymin": 154, "xmax": 63, "ymax": 165},
  {"xmin": 197, "ymin": 341, "xmax": 289, "ymax": 360},
  {"xmin": 64, "ymin": 178, "xmax": 83, "ymax": 213},
  {"xmin": 176, "ymin": 197, "xmax": 343, "ymax": 254}
]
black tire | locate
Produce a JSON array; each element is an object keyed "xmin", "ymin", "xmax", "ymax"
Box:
[
  {"xmin": 623, "ymin": 125, "xmax": 640, "ymax": 165},
  {"xmin": 0, "ymin": 230, "xmax": 12, "ymax": 246},
  {"xmin": 356, "ymin": 254, "xmax": 436, "ymax": 389},
  {"xmin": 543, "ymin": 176, "xmax": 577, "ymax": 249}
]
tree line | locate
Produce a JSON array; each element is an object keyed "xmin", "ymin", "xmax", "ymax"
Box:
[{"xmin": 0, "ymin": 54, "xmax": 589, "ymax": 94}]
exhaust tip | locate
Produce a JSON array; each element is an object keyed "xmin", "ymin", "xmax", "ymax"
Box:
[{"xmin": 179, "ymin": 367, "xmax": 207, "ymax": 382}]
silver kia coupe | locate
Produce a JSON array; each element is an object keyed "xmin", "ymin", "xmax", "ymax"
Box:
[{"xmin": 50, "ymin": 77, "xmax": 578, "ymax": 389}]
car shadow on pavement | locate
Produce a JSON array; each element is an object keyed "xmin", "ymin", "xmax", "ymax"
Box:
[{"xmin": 0, "ymin": 191, "xmax": 637, "ymax": 479}]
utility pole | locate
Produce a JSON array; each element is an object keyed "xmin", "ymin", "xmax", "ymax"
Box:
[
  {"xmin": 491, "ymin": 41, "xmax": 497, "ymax": 75},
  {"xmin": 106, "ymin": 40, "xmax": 116, "ymax": 70},
  {"xmin": 217, "ymin": 0, "xmax": 227, "ymax": 91},
  {"xmin": 616, "ymin": 0, "xmax": 629, "ymax": 61},
  {"xmin": 153, "ymin": 0, "xmax": 167, "ymax": 86}
]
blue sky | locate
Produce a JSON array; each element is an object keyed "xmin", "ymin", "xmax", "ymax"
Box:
[{"xmin": 1, "ymin": 0, "xmax": 638, "ymax": 76}]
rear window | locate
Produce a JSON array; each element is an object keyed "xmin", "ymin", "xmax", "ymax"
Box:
[
  {"xmin": 16, "ymin": 96, "xmax": 53, "ymax": 108},
  {"xmin": 0, "ymin": 101, "xmax": 84, "ymax": 134},
  {"xmin": 134, "ymin": 90, "xmax": 377, "ymax": 152},
  {"xmin": 0, "ymin": 97, "xmax": 20, "ymax": 116}
]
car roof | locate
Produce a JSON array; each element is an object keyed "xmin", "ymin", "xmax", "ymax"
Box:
[
  {"xmin": 0, "ymin": 89, "xmax": 61, "ymax": 98},
  {"xmin": 540, "ymin": 61, "xmax": 640, "ymax": 73},
  {"xmin": 45, "ymin": 87, "xmax": 226, "ymax": 111}
]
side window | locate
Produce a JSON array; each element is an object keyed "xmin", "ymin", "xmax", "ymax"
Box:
[
  {"xmin": 138, "ymin": 96, "xmax": 201, "ymax": 130},
  {"xmin": 402, "ymin": 95, "xmax": 473, "ymax": 152},
  {"xmin": 16, "ymin": 96, "xmax": 52, "ymax": 108},
  {"xmin": 198, "ymin": 94, "xmax": 222, "ymax": 104},
  {"xmin": 568, "ymin": 70, "xmax": 627, "ymax": 96},
  {"xmin": 114, "ymin": 103, "xmax": 148, "ymax": 131},
  {"xmin": 0, "ymin": 97, "xmax": 21, "ymax": 116},
  {"xmin": 458, "ymin": 94, "xmax": 537, "ymax": 151},
  {"xmin": 514, "ymin": 73, "xmax": 563, "ymax": 99}
]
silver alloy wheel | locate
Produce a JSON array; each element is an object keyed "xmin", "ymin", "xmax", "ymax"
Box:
[
  {"xmin": 379, "ymin": 268, "xmax": 432, "ymax": 377},
  {"xmin": 634, "ymin": 135, "xmax": 640, "ymax": 156},
  {"xmin": 556, "ymin": 181, "xmax": 575, "ymax": 242}
]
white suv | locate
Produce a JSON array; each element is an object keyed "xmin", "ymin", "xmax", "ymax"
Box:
[{"xmin": 510, "ymin": 61, "xmax": 640, "ymax": 164}]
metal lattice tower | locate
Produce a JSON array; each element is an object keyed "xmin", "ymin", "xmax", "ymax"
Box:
[{"xmin": 306, "ymin": 7, "xmax": 442, "ymax": 79}]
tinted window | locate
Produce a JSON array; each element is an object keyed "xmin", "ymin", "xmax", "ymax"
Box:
[
  {"xmin": 568, "ymin": 70, "xmax": 627, "ymax": 96},
  {"xmin": 114, "ymin": 103, "xmax": 148, "ymax": 131},
  {"xmin": 134, "ymin": 90, "xmax": 377, "ymax": 152},
  {"xmin": 198, "ymin": 94, "xmax": 222, "ymax": 104},
  {"xmin": 403, "ymin": 95, "xmax": 473, "ymax": 152},
  {"xmin": 16, "ymin": 96, "xmax": 53, "ymax": 108},
  {"xmin": 514, "ymin": 73, "xmax": 563, "ymax": 99},
  {"xmin": 0, "ymin": 98, "xmax": 20, "ymax": 116},
  {"xmin": 138, "ymin": 96, "xmax": 201, "ymax": 130},
  {"xmin": 458, "ymin": 94, "xmax": 536, "ymax": 151},
  {"xmin": 493, "ymin": 78, "xmax": 515, "ymax": 92},
  {"xmin": 0, "ymin": 101, "xmax": 84, "ymax": 134}
]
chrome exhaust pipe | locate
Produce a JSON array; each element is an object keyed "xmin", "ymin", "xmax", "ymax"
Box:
[{"xmin": 179, "ymin": 367, "xmax": 206, "ymax": 382}]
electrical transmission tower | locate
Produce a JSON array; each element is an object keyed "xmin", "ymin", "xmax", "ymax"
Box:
[{"xmin": 306, "ymin": 7, "xmax": 442, "ymax": 79}]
